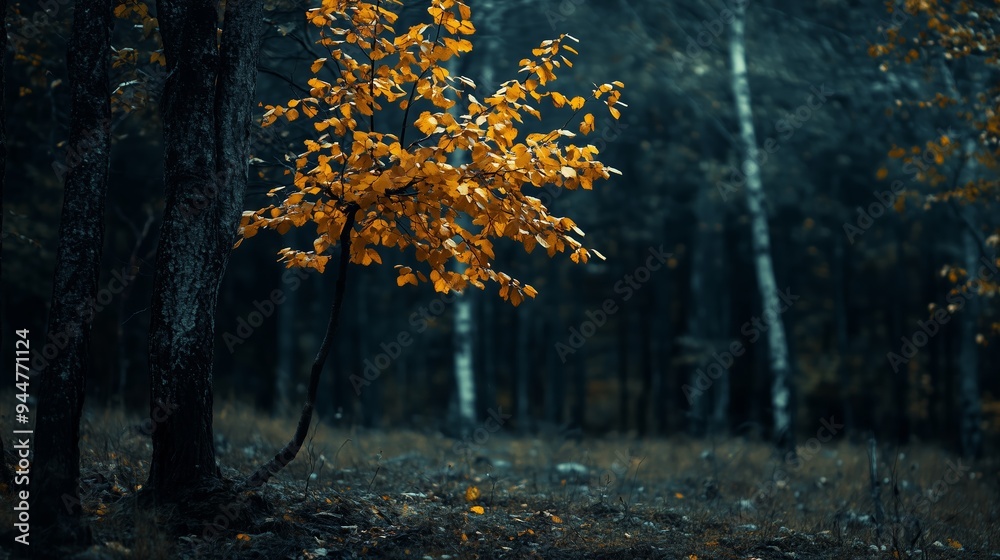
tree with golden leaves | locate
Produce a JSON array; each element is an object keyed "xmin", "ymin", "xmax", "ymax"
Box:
[
  {"xmin": 872, "ymin": 0, "xmax": 999, "ymax": 459},
  {"xmin": 240, "ymin": 0, "xmax": 624, "ymax": 486}
]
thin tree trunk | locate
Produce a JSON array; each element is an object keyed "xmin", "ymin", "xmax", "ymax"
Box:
[
  {"xmin": 890, "ymin": 220, "xmax": 911, "ymax": 444},
  {"xmin": 958, "ymin": 228, "xmax": 983, "ymax": 459},
  {"xmin": 728, "ymin": 3, "xmax": 794, "ymax": 451},
  {"xmin": 687, "ymin": 187, "xmax": 710, "ymax": 436},
  {"xmin": 545, "ymin": 267, "xmax": 565, "ymax": 427},
  {"xmin": 480, "ymin": 291, "xmax": 497, "ymax": 410},
  {"xmin": 617, "ymin": 297, "xmax": 630, "ymax": 432},
  {"xmin": 275, "ymin": 264, "xmax": 297, "ymax": 416},
  {"xmin": 637, "ymin": 287, "xmax": 653, "ymax": 436},
  {"xmin": 832, "ymin": 210, "xmax": 855, "ymax": 436},
  {"xmin": 243, "ymin": 208, "xmax": 357, "ymax": 489},
  {"xmin": 572, "ymin": 320, "xmax": 587, "ymax": 431},
  {"xmin": 31, "ymin": 0, "xmax": 112, "ymax": 543},
  {"xmin": 147, "ymin": 0, "xmax": 262, "ymax": 499},
  {"xmin": 516, "ymin": 304, "xmax": 532, "ymax": 433},
  {"xmin": 652, "ymin": 270, "xmax": 672, "ymax": 436}
]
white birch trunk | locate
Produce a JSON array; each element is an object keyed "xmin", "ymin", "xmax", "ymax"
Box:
[
  {"xmin": 448, "ymin": 61, "xmax": 478, "ymax": 434},
  {"xmin": 728, "ymin": 3, "xmax": 794, "ymax": 449}
]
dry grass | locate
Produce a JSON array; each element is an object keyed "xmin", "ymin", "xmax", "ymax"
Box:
[{"xmin": 2, "ymin": 402, "xmax": 998, "ymax": 559}]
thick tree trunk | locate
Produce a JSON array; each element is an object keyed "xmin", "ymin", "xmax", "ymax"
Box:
[
  {"xmin": 147, "ymin": 0, "xmax": 262, "ymax": 500},
  {"xmin": 31, "ymin": 0, "xmax": 112, "ymax": 543},
  {"xmin": 728, "ymin": 3, "xmax": 794, "ymax": 451}
]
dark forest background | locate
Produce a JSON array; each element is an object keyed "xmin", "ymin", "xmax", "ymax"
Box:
[{"xmin": 3, "ymin": 0, "xmax": 998, "ymax": 454}]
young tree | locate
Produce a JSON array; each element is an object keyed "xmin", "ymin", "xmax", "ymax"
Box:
[
  {"xmin": 145, "ymin": 0, "xmax": 263, "ymax": 501},
  {"xmin": 30, "ymin": 0, "xmax": 113, "ymax": 544},
  {"xmin": 240, "ymin": 0, "xmax": 623, "ymax": 484},
  {"xmin": 872, "ymin": 0, "xmax": 999, "ymax": 459},
  {"xmin": 728, "ymin": 2, "xmax": 795, "ymax": 451}
]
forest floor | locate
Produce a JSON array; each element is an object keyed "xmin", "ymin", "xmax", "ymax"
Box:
[{"xmin": 2, "ymin": 403, "xmax": 999, "ymax": 559}]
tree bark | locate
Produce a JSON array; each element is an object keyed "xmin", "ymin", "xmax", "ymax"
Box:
[
  {"xmin": 728, "ymin": 3, "xmax": 794, "ymax": 451},
  {"xmin": 31, "ymin": 0, "xmax": 112, "ymax": 543},
  {"xmin": 147, "ymin": 0, "xmax": 262, "ymax": 500}
]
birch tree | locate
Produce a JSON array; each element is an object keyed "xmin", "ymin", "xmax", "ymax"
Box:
[{"xmin": 728, "ymin": 2, "xmax": 795, "ymax": 450}]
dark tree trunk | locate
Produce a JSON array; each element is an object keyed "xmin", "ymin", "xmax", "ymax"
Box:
[
  {"xmin": 275, "ymin": 265, "xmax": 297, "ymax": 416},
  {"xmin": 147, "ymin": 0, "xmax": 262, "ymax": 501},
  {"xmin": 479, "ymin": 291, "xmax": 497, "ymax": 410},
  {"xmin": 571, "ymin": 321, "xmax": 586, "ymax": 431},
  {"xmin": 890, "ymin": 220, "xmax": 911, "ymax": 444},
  {"xmin": 545, "ymin": 269, "xmax": 565, "ymax": 427},
  {"xmin": 652, "ymin": 269, "xmax": 672, "ymax": 436},
  {"xmin": 31, "ymin": 0, "xmax": 112, "ymax": 543},
  {"xmin": 830, "ymin": 176, "xmax": 854, "ymax": 437},
  {"xmin": 515, "ymin": 304, "xmax": 532, "ymax": 433},
  {"xmin": 687, "ymin": 163, "xmax": 728, "ymax": 437},
  {"xmin": 636, "ymin": 287, "xmax": 653, "ymax": 436},
  {"xmin": 617, "ymin": 295, "xmax": 630, "ymax": 432},
  {"xmin": 958, "ymin": 229, "xmax": 983, "ymax": 459}
]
